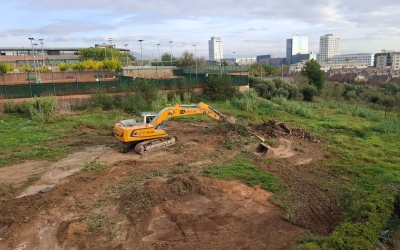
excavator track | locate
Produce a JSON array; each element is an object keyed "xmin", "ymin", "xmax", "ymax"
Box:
[{"xmin": 134, "ymin": 136, "xmax": 178, "ymax": 154}]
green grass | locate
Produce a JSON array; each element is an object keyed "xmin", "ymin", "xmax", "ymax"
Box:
[
  {"xmin": 0, "ymin": 111, "xmax": 120, "ymax": 168},
  {"xmin": 203, "ymin": 156, "xmax": 282, "ymax": 193},
  {"xmin": 80, "ymin": 161, "xmax": 108, "ymax": 172}
]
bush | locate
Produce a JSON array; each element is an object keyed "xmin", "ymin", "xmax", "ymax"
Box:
[
  {"xmin": 150, "ymin": 90, "xmax": 168, "ymax": 111},
  {"xmin": 90, "ymin": 88, "xmax": 115, "ymax": 110},
  {"xmin": 252, "ymin": 78, "xmax": 299, "ymax": 100},
  {"xmin": 203, "ymin": 75, "xmax": 239, "ymax": 101},
  {"xmin": 302, "ymin": 85, "xmax": 318, "ymax": 102},
  {"xmin": 4, "ymin": 96, "xmax": 57, "ymax": 122},
  {"xmin": 232, "ymin": 89, "xmax": 259, "ymax": 111}
]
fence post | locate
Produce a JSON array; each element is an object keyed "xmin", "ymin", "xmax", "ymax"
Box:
[
  {"xmin": 53, "ymin": 82, "xmax": 56, "ymax": 96},
  {"xmin": 29, "ymin": 83, "xmax": 33, "ymax": 97},
  {"xmin": 3, "ymin": 84, "xmax": 8, "ymax": 99}
]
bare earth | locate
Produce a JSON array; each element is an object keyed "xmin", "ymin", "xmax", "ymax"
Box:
[{"xmin": 0, "ymin": 120, "xmax": 343, "ymax": 250}]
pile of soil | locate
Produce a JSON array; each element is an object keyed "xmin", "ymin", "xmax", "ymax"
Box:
[{"xmin": 251, "ymin": 119, "xmax": 320, "ymax": 143}]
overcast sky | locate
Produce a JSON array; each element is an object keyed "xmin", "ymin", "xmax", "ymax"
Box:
[{"xmin": 1, "ymin": 0, "xmax": 399, "ymax": 59}]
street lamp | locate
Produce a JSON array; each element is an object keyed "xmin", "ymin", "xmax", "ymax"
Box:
[
  {"xmin": 192, "ymin": 45, "xmax": 197, "ymax": 77},
  {"xmin": 156, "ymin": 44, "xmax": 161, "ymax": 65},
  {"xmin": 138, "ymin": 39, "xmax": 144, "ymax": 78},
  {"xmin": 108, "ymin": 38, "xmax": 113, "ymax": 59},
  {"xmin": 169, "ymin": 41, "xmax": 173, "ymax": 66},
  {"xmin": 28, "ymin": 38, "xmax": 38, "ymax": 82},
  {"xmin": 156, "ymin": 44, "xmax": 161, "ymax": 80},
  {"xmin": 23, "ymin": 46, "xmax": 26, "ymax": 64},
  {"xmin": 39, "ymin": 39, "xmax": 45, "ymax": 66},
  {"xmin": 216, "ymin": 40, "xmax": 222, "ymax": 75},
  {"xmin": 233, "ymin": 52, "xmax": 236, "ymax": 71},
  {"xmin": 124, "ymin": 44, "xmax": 129, "ymax": 66},
  {"xmin": 103, "ymin": 43, "xmax": 107, "ymax": 59},
  {"xmin": 33, "ymin": 43, "xmax": 41, "ymax": 82}
]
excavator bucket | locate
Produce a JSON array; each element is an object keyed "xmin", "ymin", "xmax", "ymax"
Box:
[
  {"xmin": 221, "ymin": 115, "xmax": 236, "ymax": 124},
  {"xmin": 252, "ymin": 143, "xmax": 274, "ymax": 158}
]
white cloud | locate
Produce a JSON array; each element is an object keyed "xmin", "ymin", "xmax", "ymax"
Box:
[{"xmin": 0, "ymin": 0, "xmax": 399, "ymax": 58}]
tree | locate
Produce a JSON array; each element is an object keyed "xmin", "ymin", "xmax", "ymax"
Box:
[
  {"xmin": 178, "ymin": 51, "xmax": 195, "ymax": 66},
  {"xmin": 58, "ymin": 62, "xmax": 70, "ymax": 72},
  {"xmin": 196, "ymin": 58, "xmax": 206, "ymax": 68},
  {"xmin": 19, "ymin": 65, "xmax": 34, "ymax": 73},
  {"xmin": 272, "ymin": 65, "xmax": 289, "ymax": 77},
  {"xmin": 249, "ymin": 62, "xmax": 278, "ymax": 77},
  {"xmin": 0, "ymin": 62, "xmax": 14, "ymax": 84},
  {"xmin": 161, "ymin": 52, "xmax": 177, "ymax": 64},
  {"xmin": 302, "ymin": 85, "xmax": 318, "ymax": 102},
  {"xmin": 78, "ymin": 47, "xmax": 135, "ymax": 61},
  {"xmin": 221, "ymin": 60, "xmax": 229, "ymax": 66},
  {"xmin": 103, "ymin": 59, "xmax": 122, "ymax": 71},
  {"xmin": 300, "ymin": 59, "xmax": 325, "ymax": 91},
  {"xmin": 71, "ymin": 62, "xmax": 85, "ymax": 72},
  {"xmin": 379, "ymin": 95, "xmax": 395, "ymax": 118}
]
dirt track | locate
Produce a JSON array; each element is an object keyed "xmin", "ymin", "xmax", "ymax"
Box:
[{"xmin": 0, "ymin": 120, "xmax": 343, "ymax": 249}]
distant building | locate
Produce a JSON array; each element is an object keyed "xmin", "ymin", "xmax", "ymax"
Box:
[
  {"xmin": 286, "ymin": 35, "xmax": 309, "ymax": 65},
  {"xmin": 208, "ymin": 37, "xmax": 223, "ymax": 62},
  {"xmin": 221, "ymin": 57, "xmax": 255, "ymax": 65},
  {"xmin": 374, "ymin": 50, "xmax": 400, "ymax": 70},
  {"xmin": 256, "ymin": 55, "xmax": 286, "ymax": 67},
  {"xmin": 318, "ymin": 34, "xmax": 340, "ymax": 62},
  {"xmin": 332, "ymin": 53, "xmax": 375, "ymax": 66},
  {"xmin": 290, "ymin": 61, "xmax": 368, "ymax": 73},
  {"xmin": 269, "ymin": 58, "xmax": 286, "ymax": 67},
  {"xmin": 256, "ymin": 55, "xmax": 271, "ymax": 64},
  {"xmin": 0, "ymin": 45, "xmax": 129, "ymax": 68}
]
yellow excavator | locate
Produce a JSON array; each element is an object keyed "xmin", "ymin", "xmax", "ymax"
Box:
[{"xmin": 114, "ymin": 102, "xmax": 235, "ymax": 154}]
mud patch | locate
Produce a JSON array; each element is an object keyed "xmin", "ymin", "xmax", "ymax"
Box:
[{"xmin": 17, "ymin": 145, "xmax": 109, "ymax": 198}]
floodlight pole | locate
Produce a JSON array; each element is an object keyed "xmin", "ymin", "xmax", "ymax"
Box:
[
  {"xmin": 39, "ymin": 39, "xmax": 45, "ymax": 65},
  {"xmin": 28, "ymin": 38, "xmax": 38, "ymax": 82},
  {"xmin": 124, "ymin": 44, "xmax": 129, "ymax": 66},
  {"xmin": 169, "ymin": 41, "xmax": 173, "ymax": 66},
  {"xmin": 33, "ymin": 43, "xmax": 40, "ymax": 82},
  {"xmin": 138, "ymin": 39, "xmax": 144, "ymax": 78},
  {"xmin": 193, "ymin": 45, "xmax": 197, "ymax": 77}
]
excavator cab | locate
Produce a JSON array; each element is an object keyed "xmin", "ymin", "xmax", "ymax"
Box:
[{"xmin": 138, "ymin": 112, "xmax": 158, "ymax": 124}]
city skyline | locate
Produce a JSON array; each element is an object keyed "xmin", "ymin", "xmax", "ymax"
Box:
[{"xmin": 0, "ymin": 0, "xmax": 399, "ymax": 59}]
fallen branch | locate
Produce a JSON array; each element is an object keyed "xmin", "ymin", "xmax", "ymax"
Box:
[{"xmin": 190, "ymin": 123, "xmax": 210, "ymax": 128}]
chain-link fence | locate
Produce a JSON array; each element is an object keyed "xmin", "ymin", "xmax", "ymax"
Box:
[{"xmin": 0, "ymin": 74, "xmax": 249, "ymax": 99}]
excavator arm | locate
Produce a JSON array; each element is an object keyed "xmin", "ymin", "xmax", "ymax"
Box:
[{"xmin": 151, "ymin": 102, "xmax": 235, "ymax": 129}]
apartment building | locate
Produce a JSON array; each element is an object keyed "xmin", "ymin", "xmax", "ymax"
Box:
[
  {"xmin": 318, "ymin": 34, "xmax": 340, "ymax": 62},
  {"xmin": 332, "ymin": 53, "xmax": 375, "ymax": 66},
  {"xmin": 208, "ymin": 37, "xmax": 223, "ymax": 62}
]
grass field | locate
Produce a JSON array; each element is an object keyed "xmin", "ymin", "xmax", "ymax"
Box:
[{"xmin": 1, "ymin": 96, "xmax": 400, "ymax": 249}]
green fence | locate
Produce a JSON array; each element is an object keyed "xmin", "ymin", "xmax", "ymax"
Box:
[{"xmin": 1, "ymin": 75, "xmax": 248, "ymax": 99}]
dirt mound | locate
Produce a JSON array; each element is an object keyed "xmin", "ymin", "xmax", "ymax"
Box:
[
  {"xmin": 117, "ymin": 176, "xmax": 305, "ymax": 250},
  {"xmin": 251, "ymin": 119, "xmax": 320, "ymax": 143}
]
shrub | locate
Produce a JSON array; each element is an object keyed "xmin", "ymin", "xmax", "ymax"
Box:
[
  {"xmin": 170, "ymin": 93, "xmax": 181, "ymax": 104},
  {"xmin": 5, "ymin": 96, "xmax": 57, "ymax": 122},
  {"xmin": 150, "ymin": 90, "xmax": 168, "ymax": 111},
  {"xmin": 203, "ymin": 75, "xmax": 239, "ymax": 101},
  {"xmin": 232, "ymin": 89, "xmax": 259, "ymax": 111},
  {"xmin": 90, "ymin": 88, "xmax": 115, "ymax": 110},
  {"xmin": 302, "ymin": 85, "xmax": 318, "ymax": 102}
]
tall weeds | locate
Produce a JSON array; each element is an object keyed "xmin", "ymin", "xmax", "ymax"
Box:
[
  {"xmin": 3, "ymin": 96, "xmax": 57, "ymax": 122},
  {"xmin": 271, "ymin": 96, "xmax": 314, "ymax": 119}
]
